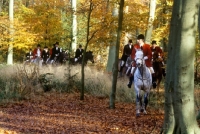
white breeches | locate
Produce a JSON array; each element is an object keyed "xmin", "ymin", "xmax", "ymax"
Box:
[
  {"xmin": 121, "ymin": 61, "xmax": 125, "ymax": 66},
  {"xmin": 148, "ymin": 67, "xmax": 155, "ymax": 74}
]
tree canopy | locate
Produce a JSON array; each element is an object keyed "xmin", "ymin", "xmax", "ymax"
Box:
[{"xmin": 0, "ymin": 0, "xmax": 173, "ymax": 63}]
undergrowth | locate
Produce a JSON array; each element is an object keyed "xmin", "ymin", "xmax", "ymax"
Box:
[{"xmin": 2, "ymin": 63, "xmax": 200, "ymax": 115}]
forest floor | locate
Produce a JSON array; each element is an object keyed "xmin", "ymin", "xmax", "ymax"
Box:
[{"xmin": 0, "ymin": 91, "xmax": 165, "ymax": 134}]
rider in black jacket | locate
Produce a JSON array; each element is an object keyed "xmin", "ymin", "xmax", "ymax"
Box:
[
  {"xmin": 119, "ymin": 39, "xmax": 133, "ymax": 73},
  {"xmin": 75, "ymin": 44, "xmax": 84, "ymax": 64}
]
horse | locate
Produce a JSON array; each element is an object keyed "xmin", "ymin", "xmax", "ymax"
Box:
[
  {"xmin": 134, "ymin": 50, "xmax": 152, "ymax": 117},
  {"xmin": 118, "ymin": 59, "xmax": 127, "ymax": 77},
  {"xmin": 69, "ymin": 51, "xmax": 94, "ymax": 65},
  {"xmin": 118, "ymin": 56, "xmax": 132, "ymax": 77},
  {"xmin": 58, "ymin": 50, "xmax": 69, "ymax": 65},
  {"xmin": 152, "ymin": 51, "xmax": 164, "ymax": 93},
  {"xmin": 49, "ymin": 55, "xmax": 62, "ymax": 66}
]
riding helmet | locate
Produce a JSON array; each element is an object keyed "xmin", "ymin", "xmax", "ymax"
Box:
[{"xmin": 137, "ymin": 34, "xmax": 145, "ymax": 40}]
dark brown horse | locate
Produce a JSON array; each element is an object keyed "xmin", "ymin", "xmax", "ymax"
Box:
[
  {"xmin": 69, "ymin": 51, "xmax": 95, "ymax": 65},
  {"xmin": 152, "ymin": 51, "xmax": 164, "ymax": 93}
]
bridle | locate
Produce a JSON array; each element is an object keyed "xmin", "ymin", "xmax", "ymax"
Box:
[{"xmin": 135, "ymin": 58, "xmax": 149, "ymax": 81}]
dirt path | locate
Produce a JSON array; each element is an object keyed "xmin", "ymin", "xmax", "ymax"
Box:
[{"xmin": 0, "ymin": 92, "xmax": 164, "ymax": 134}]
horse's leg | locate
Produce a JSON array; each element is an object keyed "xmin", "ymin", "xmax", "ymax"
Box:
[
  {"xmin": 156, "ymin": 73, "xmax": 162, "ymax": 93},
  {"xmin": 156, "ymin": 80, "xmax": 160, "ymax": 93},
  {"xmin": 119, "ymin": 60, "xmax": 125, "ymax": 77},
  {"xmin": 152, "ymin": 73, "xmax": 157, "ymax": 89},
  {"xmin": 122, "ymin": 66, "xmax": 127, "ymax": 77},
  {"xmin": 135, "ymin": 88, "xmax": 143, "ymax": 117},
  {"xmin": 119, "ymin": 60, "xmax": 124, "ymax": 72},
  {"xmin": 143, "ymin": 92, "xmax": 149, "ymax": 114},
  {"xmin": 136, "ymin": 93, "xmax": 141, "ymax": 116}
]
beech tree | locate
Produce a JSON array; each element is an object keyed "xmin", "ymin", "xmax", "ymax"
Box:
[
  {"xmin": 7, "ymin": 0, "xmax": 14, "ymax": 65},
  {"xmin": 145, "ymin": 0, "xmax": 156, "ymax": 44},
  {"xmin": 106, "ymin": 5, "xmax": 118, "ymax": 72},
  {"xmin": 109, "ymin": 0, "xmax": 124, "ymax": 108},
  {"xmin": 162, "ymin": 0, "xmax": 200, "ymax": 133},
  {"xmin": 0, "ymin": 0, "xmax": 3, "ymax": 12},
  {"xmin": 71, "ymin": 0, "xmax": 77, "ymax": 51},
  {"xmin": 80, "ymin": 0, "xmax": 94, "ymax": 100},
  {"xmin": 79, "ymin": 0, "xmax": 106, "ymax": 100}
]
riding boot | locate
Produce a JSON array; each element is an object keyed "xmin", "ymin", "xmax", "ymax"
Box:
[{"xmin": 152, "ymin": 73, "xmax": 157, "ymax": 88}]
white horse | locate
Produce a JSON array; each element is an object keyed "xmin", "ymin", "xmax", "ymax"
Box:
[{"xmin": 134, "ymin": 50, "xmax": 152, "ymax": 116}]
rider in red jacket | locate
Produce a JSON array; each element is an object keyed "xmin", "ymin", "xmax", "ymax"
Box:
[
  {"xmin": 127, "ymin": 34, "xmax": 155, "ymax": 88},
  {"xmin": 151, "ymin": 40, "xmax": 166, "ymax": 77}
]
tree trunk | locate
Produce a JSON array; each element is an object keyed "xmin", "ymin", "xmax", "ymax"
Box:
[
  {"xmin": 196, "ymin": 3, "xmax": 200, "ymax": 120},
  {"xmin": 199, "ymin": 3, "xmax": 200, "ymax": 40},
  {"xmin": 80, "ymin": 0, "xmax": 93, "ymax": 100},
  {"xmin": 161, "ymin": 0, "xmax": 168, "ymax": 52},
  {"xmin": 71, "ymin": 0, "xmax": 77, "ymax": 52},
  {"xmin": 106, "ymin": 6, "xmax": 118, "ymax": 72},
  {"xmin": 7, "ymin": 0, "xmax": 14, "ymax": 65},
  {"xmin": 162, "ymin": 0, "xmax": 200, "ymax": 133},
  {"xmin": 0, "ymin": 0, "xmax": 3, "ymax": 12},
  {"xmin": 109, "ymin": 0, "xmax": 124, "ymax": 109},
  {"xmin": 145, "ymin": 0, "xmax": 156, "ymax": 44},
  {"xmin": 25, "ymin": 0, "xmax": 29, "ymax": 7}
]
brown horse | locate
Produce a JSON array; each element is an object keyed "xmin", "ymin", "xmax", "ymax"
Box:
[{"xmin": 152, "ymin": 51, "xmax": 164, "ymax": 93}]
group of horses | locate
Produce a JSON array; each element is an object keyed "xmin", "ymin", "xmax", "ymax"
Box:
[
  {"xmin": 119, "ymin": 50, "xmax": 165, "ymax": 117},
  {"xmin": 24, "ymin": 51, "xmax": 95, "ymax": 67}
]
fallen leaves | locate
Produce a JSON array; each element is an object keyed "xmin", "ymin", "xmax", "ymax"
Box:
[{"xmin": 0, "ymin": 92, "xmax": 164, "ymax": 134}]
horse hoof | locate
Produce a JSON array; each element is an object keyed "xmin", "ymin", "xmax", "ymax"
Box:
[
  {"xmin": 127, "ymin": 83, "xmax": 132, "ymax": 88},
  {"xmin": 136, "ymin": 113, "xmax": 140, "ymax": 117},
  {"xmin": 152, "ymin": 82, "xmax": 157, "ymax": 88},
  {"xmin": 143, "ymin": 110, "xmax": 147, "ymax": 114}
]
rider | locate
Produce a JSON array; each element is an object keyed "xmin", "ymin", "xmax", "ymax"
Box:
[
  {"xmin": 50, "ymin": 42, "xmax": 60, "ymax": 63},
  {"xmin": 151, "ymin": 40, "xmax": 166, "ymax": 77},
  {"xmin": 33, "ymin": 44, "xmax": 42, "ymax": 66},
  {"xmin": 151, "ymin": 40, "xmax": 163, "ymax": 58},
  {"xmin": 127, "ymin": 34, "xmax": 155, "ymax": 88},
  {"xmin": 41, "ymin": 46, "xmax": 50, "ymax": 65},
  {"xmin": 25, "ymin": 49, "xmax": 34, "ymax": 62},
  {"xmin": 119, "ymin": 39, "xmax": 133, "ymax": 74},
  {"xmin": 75, "ymin": 44, "xmax": 84, "ymax": 64}
]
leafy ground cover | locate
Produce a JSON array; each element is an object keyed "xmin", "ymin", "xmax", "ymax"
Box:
[{"xmin": 0, "ymin": 92, "xmax": 164, "ymax": 134}]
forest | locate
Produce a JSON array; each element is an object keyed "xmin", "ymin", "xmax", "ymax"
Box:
[{"xmin": 1, "ymin": 0, "xmax": 200, "ymax": 133}]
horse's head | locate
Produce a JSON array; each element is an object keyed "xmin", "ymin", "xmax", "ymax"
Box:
[
  {"xmin": 152, "ymin": 51, "xmax": 163, "ymax": 62},
  {"xmin": 85, "ymin": 51, "xmax": 94, "ymax": 63},
  {"xmin": 152, "ymin": 51, "xmax": 158, "ymax": 61},
  {"xmin": 135, "ymin": 50, "xmax": 145, "ymax": 67}
]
